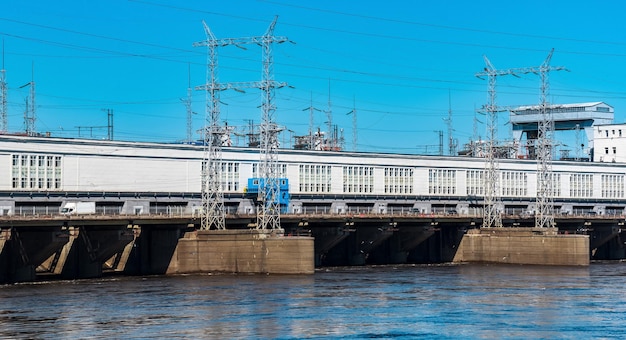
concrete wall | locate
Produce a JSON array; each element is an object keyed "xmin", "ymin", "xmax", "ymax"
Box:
[
  {"xmin": 453, "ymin": 228, "xmax": 589, "ymax": 266},
  {"xmin": 167, "ymin": 229, "xmax": 315, "ymax": 275}
]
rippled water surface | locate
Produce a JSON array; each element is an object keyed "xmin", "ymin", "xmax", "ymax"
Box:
[{"xmin": 1, "ymin": 263, "xmax": 625, "ymax": 339}]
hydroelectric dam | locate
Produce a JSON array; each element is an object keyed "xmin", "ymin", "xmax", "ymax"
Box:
[{"xmin": 1, "ymin": 211, "xmax": 622, "ymax": 284}]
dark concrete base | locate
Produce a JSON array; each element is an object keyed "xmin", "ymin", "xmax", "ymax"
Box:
[{"xmin": 453, "ymin": 227, "xmax": 590, "ymax": 266}]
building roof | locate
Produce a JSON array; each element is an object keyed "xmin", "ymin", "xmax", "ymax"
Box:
[{"xmin": 511, "ymin": 102, "xmax": 612, "ymax": 112}]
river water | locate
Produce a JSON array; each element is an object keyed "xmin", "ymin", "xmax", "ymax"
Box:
[{"xmin": 1, "ymin": 263, "xmax": 625, "ymax": 339}]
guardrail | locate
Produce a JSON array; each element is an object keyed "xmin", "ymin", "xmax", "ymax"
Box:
[{"xmin": 5, "ymin": 205, "xmax": 624, "ymax": 220}]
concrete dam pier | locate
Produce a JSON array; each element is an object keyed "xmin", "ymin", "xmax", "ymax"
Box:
[
  {"xmin": 167, "ymin": 229, "xmax": 314, "ymax": 275},
  {"xmin": 453, "ymin": 227, "xmax": 590, "ymax": 266},
  {"xmin": 0, "ymin": 217, "xmax": 314, "ymax": 284}
]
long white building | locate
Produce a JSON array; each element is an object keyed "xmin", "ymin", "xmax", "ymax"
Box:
[{"xmin": 0, "ymin": 134, "xmax": 625, "ymax": 217}]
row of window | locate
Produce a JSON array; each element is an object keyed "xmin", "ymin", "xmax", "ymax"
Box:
[
  {"xmin": 516, "ymin": 106, "xmax": 609, "ymax": 115},
  {"xmin": 343, "ymin": 166, "xmax": 374, "ymax": 193},
  {"xmin": 211, "ymin": 164, "xmax": 626, "ymax": 198},
  {"xmin": 299, "ymin": 164, "xmax": 331, "ymax": 193},
  {"xmin": 601, "ymin": 174, "xmax": 624, "ymax": 198},
  {"xmin": 10, "ymin": 155, "xmax": 625, "ymax": 198},
  {"xmin": 384, "ymin": 167, "xmax": 414, "ymax": 194},
  {"xmin": 501, "ymin": 171, "xmax": 528, "ymax": 197},
  {"xmin": 570, "ymin": 173, "xmax": 593, "ymax": 198},
  {"xmin": 11, "ymin": 154, "xmax": 62, "ymax": 190},
  {"xmin": 429, "ymin": 169, "xmax": 456, "ymax": 195}
]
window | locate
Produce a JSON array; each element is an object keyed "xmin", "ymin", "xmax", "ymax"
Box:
[
  {"xmin": 252, "ymin": 163, "xmax": 286, "ymax": 178},
  {"xmin": 501, "ymin": 171, "xmax": 527, "ymax": 197},
  {"xmin": 428, "ymin": 169, "xmax": 456, "ymax": 195},
  {"xmin": 601, "ymin": 174, "xmax": 625, "ymax": 198},
  {"xmin": 384, "ymin": 167, "xmax": 414, "ymax": 194},
  {"xmin": 342, "ymin": 166, "xmax": 373, "ymax": 193},
  {"xmin": 466, "ymin": 170, "xmax": 485, "ymax": 196},
  {"xmin": 537, "ymin": 172, "xmax": 561, "ymax": 197},
  {"xmin": 570, "ymin": 173, "xmax": 593, "ymax": 198},
  {"xmin": 11, "ymin": 153, "xmax": 63, "ymax": 191},
  {"xmin": 220, "ymin": 162, "xmax": 240, "ymax": 191},
  {"xmin": 299, "ymin": 164, "xmax": 331, "ymax": 193}
]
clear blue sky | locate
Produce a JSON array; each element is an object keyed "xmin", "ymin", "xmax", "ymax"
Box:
[{"xmin": 2, "ymin": 0, "xmax": 625, "ymax": 154}]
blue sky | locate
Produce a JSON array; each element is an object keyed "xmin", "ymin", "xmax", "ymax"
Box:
[{"xmin": 1, "ymin": 0, "xmax": 625, "ymax": 155}]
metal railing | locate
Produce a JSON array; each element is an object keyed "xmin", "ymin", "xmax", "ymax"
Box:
[{"xmin": 6, "ymin": 204, "xmax": 625, "ymax": 220}]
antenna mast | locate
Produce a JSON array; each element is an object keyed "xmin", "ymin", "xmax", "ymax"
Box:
[
  {"xmin": 309, "ymin": 93, "xmax": 314, "ymax": 150},
  {"xmin": 347, "ymin": 96, "xmax": 357, "ymax": 152},
  {"xmin": 325, "ymin": 79, "xmax": 333, "ymax": 150},
  {"xmin": 302, "ymin": 92, "xmax": 320, "ymax": 151},
  {"xmin": 107, "ymin": 109, "xmax": 113, "ymax": 140},
  {"xmin": 20, "ymin": 63, "xmax": 35, "ymax": 136},
  {"xmin": 444, "ymin": 90, "xmax": 455, "ymax": 156}
]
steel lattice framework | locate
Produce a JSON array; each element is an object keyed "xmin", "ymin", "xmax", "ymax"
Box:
[
  {"xmin": 256, "ymin": 16, "xmax": 288, "ymax": 230},
  {"xmin": 183, "ymin": 65, "xmax": 194, "ymax": 144},
  {"xmin": 0, "ymin": 66, "xmax": 6, "ymax": 133},
  {"xmin": 194, "ymin": 17, "xmax": 288, "ymax": 230},
  {"xmin": 535, "ymin": 49, "xmax": 566, "ymax": 229},
  {"xmin": 194, "ymin": 22, "xmax": 226, "ymax": 231},
  {"xmin": 476, "ymin": 51, "xmax": 565, "ymax": 228},
  {"xmin": 476, "ymin": 56, "xmax": 505, "ymax": 228}
]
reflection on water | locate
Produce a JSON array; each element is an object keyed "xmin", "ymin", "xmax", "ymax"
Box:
[{"xmin": 0, "ymin": 264, "xmax": 624, "ymax": 339}]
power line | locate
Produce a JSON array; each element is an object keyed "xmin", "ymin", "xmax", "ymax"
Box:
[{"xmin": 259, "ymin": 1, "xmax": 626, "ymax": 47}]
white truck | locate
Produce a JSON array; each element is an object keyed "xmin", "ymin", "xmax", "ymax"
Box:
[{"xmin": 60, "ymin": 202, "xmax": 96, "ymax": 215}]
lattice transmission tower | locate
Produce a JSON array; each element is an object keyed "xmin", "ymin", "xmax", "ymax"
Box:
[
  {"xmin": 0, "ymin": 44, "xmax": 7, "ymax": 133},
  {"xmin": 256, "ymin": 16, "xmax": 289, "ymax": 230},
  {"xmin": 183, "ymin": 64, "xmax": 194, "ymax": 144},
  {"xmin": 194, "ymin": 16, "xmax": 288, "ymax": 231},
  {"xmin": 476, "ymin": 51, "xmax": 565, "ymax": 228},
  {"xmin": 535, "ymin": 49, "xmax": 566, "ymax": 229},
  {"xmin": 476, "ymin": 56, "xmax": 507, "ymax": 229},
  {"xmin": 194, "ymin": 22, "xmax": 227, "ymax": 231}
]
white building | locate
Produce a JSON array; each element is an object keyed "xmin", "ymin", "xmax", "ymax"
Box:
[
  {"xmin": 1, "ymin": 134, "xmax": 626, "ymax": 217},
  {"xmin": 593, "ymin": 123, "xmax": 626, "ymax": 163}
]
